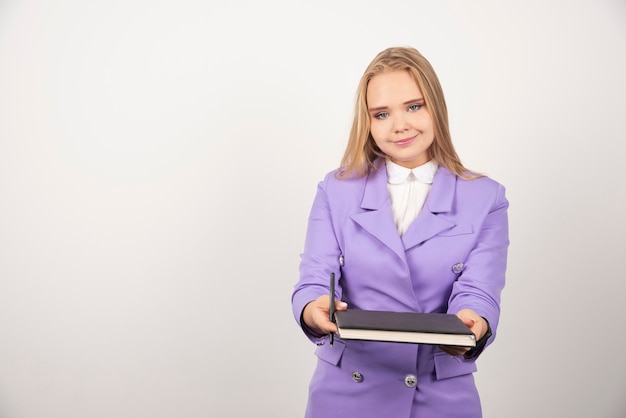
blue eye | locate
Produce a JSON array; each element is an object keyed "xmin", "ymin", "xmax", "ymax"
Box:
[
  {"xmin": 374, "ymin": 112, "xmax": 389, "ymax": 120},
  {"xmin": 408, "ymin": 104, "xmax": 423, "ymax": 111}
]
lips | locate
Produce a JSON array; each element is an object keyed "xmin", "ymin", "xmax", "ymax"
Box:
[{"xmin": 393, "ymin": 135, "xmax": 416, "ymax": 146}]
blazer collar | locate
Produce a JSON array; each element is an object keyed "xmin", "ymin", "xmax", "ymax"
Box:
[
  {"xmin": 351, "ymin": 160, "xmax": 405, "ymax": 262},
  {"xmin": 402, "ymin": 166, "xmax": 457, "ymax": 250},
  {"xmin": 360, "ymin": 161, "xmax": 456, "ymax": 211},
  {"xmin": 424, "ymin": 166, "xmax": 456, "ymax": 213},
  {"xmin": 360, "ymin": 159, "xmax": 390, "ymax": 210},
  {"xmin": 351, "ymin": 162, "xmax": 458, "ymax": 260}
]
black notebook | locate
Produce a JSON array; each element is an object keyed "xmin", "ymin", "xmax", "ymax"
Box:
[{"xmin": 334, "ymin": 310, "xmax": 476, "ymax": 347}]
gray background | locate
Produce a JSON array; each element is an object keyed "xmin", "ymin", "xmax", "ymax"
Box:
[{"xmin": 1, "ymin": 0, "xmax": 625, "ymax": 417}]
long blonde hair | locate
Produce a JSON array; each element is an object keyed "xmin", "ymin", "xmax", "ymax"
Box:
[{"xmin": 339, "ymin": 46, "xmax": 478, "ymax": 179}]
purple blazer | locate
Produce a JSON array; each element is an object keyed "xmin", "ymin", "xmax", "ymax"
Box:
[{"xmin": 292, "ymin": 159, "xmax": 509, "ymax": 418}]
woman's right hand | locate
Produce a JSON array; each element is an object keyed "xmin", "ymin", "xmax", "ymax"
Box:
[{"xmin": 302, "ymin": 294, "xmax": 348, "ymax": 336}]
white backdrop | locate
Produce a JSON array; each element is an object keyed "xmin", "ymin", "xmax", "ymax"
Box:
[{"xmin": 1, "ymin": 1, "xmax": 625, "ymax": 417}]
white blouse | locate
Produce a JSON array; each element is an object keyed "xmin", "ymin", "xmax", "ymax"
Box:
[{"xmin": 385, "ymin": 159, "xmax": 438, "ymax": 236}]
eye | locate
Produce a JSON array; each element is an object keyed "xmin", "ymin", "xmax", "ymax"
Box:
[
  {"xmin": 408, "ymin": 103, "xmax": 423, "ymax": 112},
  {"xmin": 374, "ymin": 112, "xmax": 389, "ymax": 120}
]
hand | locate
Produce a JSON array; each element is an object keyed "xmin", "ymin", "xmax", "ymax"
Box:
[
  {"xmin": 438, "ymin": 309, "xmax": 488, "ymax": 357},
  {"xmin": 302, "ymin": 294, "xmax": 348, "ymax": 337}
]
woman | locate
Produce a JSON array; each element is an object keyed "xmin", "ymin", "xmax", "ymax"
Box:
[{"xmin": 292, "ymin": 46, "xmax": 509, "ymax": 418}]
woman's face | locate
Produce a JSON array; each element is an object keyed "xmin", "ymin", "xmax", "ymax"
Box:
[{"xmin": 366, "ymin": 70, "xmax": 434, "ymax": 169}]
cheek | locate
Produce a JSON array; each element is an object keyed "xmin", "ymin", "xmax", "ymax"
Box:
[
  {"xmin": 412, "ymin": 113, "xmax": 432, "ymax": 128},
  {"xmin": 369, "ymin": 124, "xmax": 384, "ymax": 144},
  {"xmin": 370, "ymin": 133, "xmax": 386, "ymax": 151},
  {"xmin": 422, "ymin": 115, "xmax": 435, "ymax": 133}
]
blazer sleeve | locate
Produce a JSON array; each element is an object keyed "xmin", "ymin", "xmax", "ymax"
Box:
[
  {"xmin": 291, "ymin": 175, "xmax": 343, "ymax": 342},
  {"xmin": 447, "ymin": 182, "xmax": 509, "ymax": 358}
]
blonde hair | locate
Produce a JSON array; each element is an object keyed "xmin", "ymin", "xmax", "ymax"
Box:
[{"xmin": 339, "ymin": 46, "xmax": 478, "ymax": 179}]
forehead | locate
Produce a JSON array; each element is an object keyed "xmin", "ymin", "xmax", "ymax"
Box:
[{"xmin": 366, "ymin": 70, "xmax": 422, "ymax": 105}]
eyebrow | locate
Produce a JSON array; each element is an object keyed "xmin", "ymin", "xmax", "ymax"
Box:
[{"xmin": 368, "ymin": 98, "xmax": 424, "ymax": 112}]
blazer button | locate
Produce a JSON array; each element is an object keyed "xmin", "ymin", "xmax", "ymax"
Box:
[
  {"xmin": 351, "ymin": 371, "xmax": 363, "ymax": 383},
  {"xmin": 404, "ymin": 374, "xmax": 417, "ymax": 388},
  {"xmin": 452, "ymin": 262, "xmax": 465, "ymax": 274}
]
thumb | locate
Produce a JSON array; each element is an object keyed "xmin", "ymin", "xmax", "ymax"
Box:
[
  {"xmin": 335, "ymin": 301, "xmax": 348, "ymax": 311},
  {"xmin": 459, "ymin": 316, "xmax": 475, "ymax": 328}
]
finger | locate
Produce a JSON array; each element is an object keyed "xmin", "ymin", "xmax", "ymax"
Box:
[
  {"xmin": 438, "ymin": 347, "xmax": 452, "ymax": 355},
  {"xmin": 459, "ymin": 316, "xmax": 475, "ymax": 328},
  {"xmin": 319, "ymin": 320, "xmax": 338, "ymax": 334},
  {"xmin": 315, "ymin": 310, "xmax": 338, "ymax": 333},
  {"xmin": 439, "ymin": 345, "xmax": 470, "ymax": 357},
  {"xmin": 334, "ymin": 301, "xmax": 348, "ymax": 311}
]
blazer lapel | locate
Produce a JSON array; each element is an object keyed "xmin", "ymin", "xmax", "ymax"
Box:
[
  {"xmin": 349, "ymin": 164, "xmax": 458, "ymax": 258},
  {"xmin": 402, "ymin": 167, "xmax": 457, "ymax": 250},
  {"xmin": 350, "ymin": 162, "xmax": 407, "ymax": 263}
]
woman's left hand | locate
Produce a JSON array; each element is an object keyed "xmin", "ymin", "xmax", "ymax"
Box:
[{"xmin": 438, "ymin": 309, "xmax": 488, "ymax": 357}]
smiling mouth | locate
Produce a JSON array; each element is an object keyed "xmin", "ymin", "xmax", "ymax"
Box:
[{"xmin": 394, "ymin": 135, "xmax": 416, "ymax": 146}]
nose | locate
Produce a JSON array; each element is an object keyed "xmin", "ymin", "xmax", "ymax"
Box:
[{"xmin": 393, "ymin": 114, "xmax": 409, "ymax": 133}]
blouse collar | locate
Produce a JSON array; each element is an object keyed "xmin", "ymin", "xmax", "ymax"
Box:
[{"xmin": 386, "ymin": 159, "xmax": 438, "ymax": 185}]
